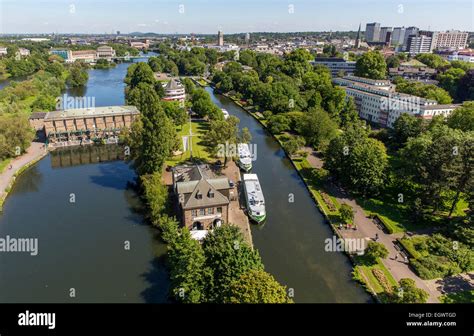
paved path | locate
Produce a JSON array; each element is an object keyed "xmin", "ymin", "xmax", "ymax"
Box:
[
  {"xmin": 304, "ymin": 148, "xmax": 441, "ymax": 303},
  {"xmin": 0, "ymin": 142, "xmax": 47, "ymax": 204}
]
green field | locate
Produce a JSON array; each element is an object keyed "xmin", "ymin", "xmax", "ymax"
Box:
[{"xmin": 166, "ymin": 121, "xmax": 212, "ymax": 166}]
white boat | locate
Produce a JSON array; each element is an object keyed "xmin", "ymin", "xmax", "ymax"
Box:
[
  {"xmin": 221, "ymin": 109, "xmax": 230, "ymax": 119},
  {"xmin": 237, "ymin": 143, "xmax": 252, "ymax": 172},
  {"xmin": 243, "ymin": 174, "xmax": 266, "ymax": 223}
]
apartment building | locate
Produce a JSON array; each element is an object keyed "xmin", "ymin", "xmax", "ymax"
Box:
[
  {"xmin": 432, "ymin": 31, "xmax": 468, "ymax": 50},
  {"xmin": 365, "ymin": 22, "xmax": 381, "ymax": 42},
  {"xmin": 333, "ymin": 76, "xmax": 458, "ymax": 128},
  {"xmin": 70, "ymin": 50, "xmax": 97, "ymax": 63},
  {"xmin": 96, "ymin": 46, "xmax": 116, "ymax": 60},
  {"xmin": 311, "ymin": 57, "xmax": 356, "ymax": 76},
  {"xmin": 406, "ymin": 35, "xmax": 433, "ymax": 55}
]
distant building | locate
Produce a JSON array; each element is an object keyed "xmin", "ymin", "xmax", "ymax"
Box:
[
  {"xmin": 172, "ymin": 164, "xmax": 233, "ymax": 234},
  {"xmin": 432, "ymin": 31, "xmax": 468, "ymax": 50},
  {"xmin": 355, "ymin": 23, "xmax": 362, "ymax": 49},
  {"xmin": 365, "ymin": 22, "xmax": 381, "ymax": 42},
  {"xmin": 0, "ymin": 47, "xmax": 7, "ymax": 56},
  {"xmin": 217, "ymin": 30, "xmax": 224, "ymax": 46},
  {"xmin": 162, "ymin": 78, "xmax": 186, "ymax": 102},
  {"xmin": 69, "ymin": 50, "xmax": 96, "ymax": 63},
  {"xmin": 403, "ymin": 27, "xmax": 420, "ymax": 50},
  {"xmin": 96, "ymin": 46, "xmax": 116, "ymax": 60},
  {"xmin": 312, "ymin": 57, "xmax": 356, "ymax": 76},
  {"xmin": 406, "ymin": 34, "xmax": 433, "ymax": 55},
  {"xmin": 17, "ymin": 48, "xmax": 30, "ymax": 57},
  {"xmin": 245, "ymin": 32, "xmax": 250, "ymax": 45},
  {"xmin": 446, "ymin": 50, "xmax": 474, "ymax": 63},
  {"xmin": 379, "ymin": 27, "xmax": 393, "ymax": 44},
  {"xmin": 389, "ymin": 66, "xmax": 438, "ymax": 82},
  {"xmin": 130, "ymin": 40, "xmax": 149, "ymax": 49},
  {"xmin": 50, "ymin": 49, "xmax": 72, "ymax": 61},
  {"xmin": 391, "ymin": 27, "xmax": 406, "ymax": 49}
]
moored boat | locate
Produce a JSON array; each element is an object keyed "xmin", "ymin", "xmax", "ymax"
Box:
[
  {"xmin": 237, "ymin": 143, "xmax": 252, "ymax": 172},
  {"xmin": 243, "ymin": 174, "xmax": 266, "ymax": 223}
]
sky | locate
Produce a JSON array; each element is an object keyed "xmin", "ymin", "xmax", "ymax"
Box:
[{"xmin": 0, "ymin": 0, "xmax": 472, "ymax": 34}]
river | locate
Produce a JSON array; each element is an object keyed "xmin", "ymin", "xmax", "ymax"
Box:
[{"xmin": 0, "ymin": 56, "xmax": 370, "ymax": 303}]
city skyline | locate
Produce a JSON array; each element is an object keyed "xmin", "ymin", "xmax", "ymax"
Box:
[{"xmin": 0, "ymin": 0, "xmax": 472, "ymax": 34}]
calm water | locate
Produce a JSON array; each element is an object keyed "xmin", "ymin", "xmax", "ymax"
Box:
[
  {"xmin": 0, "ymin": 55, "xmax": 369, "ymax": 303},
  {"xmin": 0, "ymin": 56, "xmax": 170, "ymax": 303}
]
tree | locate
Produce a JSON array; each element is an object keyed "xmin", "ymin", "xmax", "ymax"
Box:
[
  {"xmin": 267, "ymin": 114, "xmax": 291, "ymax": 134},
  {"xmin": 391, "ymin": 278, "xmax": 429, "ymax": 303},
  {"xmin": 66, "ymin": 64, "xmax": 88, "ymax": 87},
  {"xmin": 324, "ymin": 122, "xmax": 388, "ymax": 196},
  {"xmin": 339, "ymin": 204, "xmax": 354, "ymax": 224},
  {"xmin": 167, "ymin": 227, "xmax": 210, "ymax": 303},
  {"xmin": 385, "ymin": 55, "xmax": 401, "ymax": 69},
  {"xmin": 391, "ymin": 113, "xmax": 425, "ymax": 148},
  {"xmin": 140, "ymin": 171, "xmax": 169, "ymax": 225},
  {"xmin": 339, "ymin": 97, "xmax": 359, "ymax": 129},
  {"xmin": 125, "ymin": 62, "xmax": 155, "ymax": 89},
  {"xmin": 395, "ymin": 79, "xmax": 452, "ymax": 104},
  {"xmin": 296, "ymin": 107, "xmax": 338, "ymax": 150},
  {"xmin": 447, "ymin": 102, "xmax": 474, "ymax": 132},
  {"xmin": 162, "ymin": 101, "xmax": 188, "ymax": 127},
  {"xmin": 202, "ymin": 225, "xmax": 264, "ymax": 302},
  {"xmin": 354, "ymin": 51, "xmax": 387, "ymax": 79},
  {"xmin": 437, "ymin": 67, "xmax": 466, "ymax": 101},
  {"xmin": 206, "ymin": 116, "xmax": 240, "ymax": 165},
  {"xmin": 415, "ymin": 54, "xmax": 449, "ymax": 70},
  {"xmin": 225, "ymin": 269, "xmax": 292, "ymax": 303},
  {"xmin": 239, "ymin": 127, "xmax": 252, "ymax": 144},
  {"xmin": 365, "ymin": 241, "xmax": 389, "ymax": 263},
  {"xmin": 127, "ymin": 83, "xmax": 177, "ymax": 175}
]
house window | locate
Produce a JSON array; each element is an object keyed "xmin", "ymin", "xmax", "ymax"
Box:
[
  {"xmin": 208, "ymin": 208, "xmax": 214, "ymax": 215},
  {"xmin": 217, "ymin": 207, "xmax": 222, "ymax": 214},
  {"xmin": 199, "ymin": 208, "xmax": 205, "ymax": 216},
  {"xmin": 191, "ymin": 209, "xmax": 197, "ymax": 217}
]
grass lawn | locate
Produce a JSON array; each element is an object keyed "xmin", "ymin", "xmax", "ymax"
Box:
[
  {"xmin": 353, "ymin": 255, "xmax": 398, "ymax": 300},
  {"xmin": 439, "ymin": 290, "xmax": 474, "ymax": 303},
  {"xmin": 0, "ymin": 158, "xmax": 12, "ymax": 174},
  {"xmin": 166, "ymin": 121, "xmax": 213, "ymax": 166}
]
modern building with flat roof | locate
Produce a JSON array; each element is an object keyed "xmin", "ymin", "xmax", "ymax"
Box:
[
  {"xmin": 30, "ymin": 106, "xmax": 139, "ymax": 145},
  {"xmin": 312, "ymin": 57, "xmax": 356, "ymax": 76}
]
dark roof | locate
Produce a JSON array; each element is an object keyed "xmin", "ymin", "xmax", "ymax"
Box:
[
  {"xmin": 29, "ymin": 112, "xmax": 47, "ymax": 120},
  {"xmin": 182, "ymin": 178, "xmax": 229, "ymax": 209}
]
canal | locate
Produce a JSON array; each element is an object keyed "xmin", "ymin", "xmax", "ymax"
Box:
[
  {"xmin": 206, "ymin": 88, "xmax": 370, "ymax": 303},
  {"xmin": 0, "ymin": 56, "xmax": 370, "ymax": 303}
]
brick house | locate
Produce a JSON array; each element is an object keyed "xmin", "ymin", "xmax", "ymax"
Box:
[{"xmin": 172, "ymin": 165, "xmax": 233, "ymax": 231}]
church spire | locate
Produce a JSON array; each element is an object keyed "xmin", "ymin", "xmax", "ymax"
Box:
[{"xmin": 355, "ymin": 23, "xmax": 361, "ymax": 49}]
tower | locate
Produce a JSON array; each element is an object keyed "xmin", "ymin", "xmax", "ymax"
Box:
[
  {"xmin": 355, "ymin": 23, "xmax": 361, "ymax": 48},
  {"xmin": 217, "ymin": 30, "xmax": 224, "ymax": 46}
]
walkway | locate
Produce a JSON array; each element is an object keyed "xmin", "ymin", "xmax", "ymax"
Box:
[
  {"xmin": 304, "ymin": 148, "xmax": 441, "ymax": 303},
  {"xmin": 0, "ymin": 142, "xmax": 47, "ymax": 206}
]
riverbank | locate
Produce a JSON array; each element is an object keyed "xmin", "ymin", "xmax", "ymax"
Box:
[{"xmin": 0, "ymin": 142, "xmax": 48, "ymax": 211}]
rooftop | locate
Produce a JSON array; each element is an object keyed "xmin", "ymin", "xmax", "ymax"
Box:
[{"xmin": 44, "ymin": 106, "xmax": 139, "ymax": 121}]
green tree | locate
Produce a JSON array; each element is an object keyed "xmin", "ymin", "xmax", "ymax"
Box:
[
  {"xmin": 206, "ymin": 116, "xmax": 240, "ymax": 165},
  {"xmin": 340, "ymin": 97, "xmax": 359, "ymax": 129},
  {"xmin": 392, "ymin": 278, "xmax": 429, "ymax": 303},
  {"xmin": 296, "ymin": 107, "xmax": 338, "ymax": 150},
  {"xmin": 365, "ymin": 241, "xmax": 389, "ymax": 263},
  {"xmin": 437, "ymin": 67, "xmax": 466, "ymax": 101},
  {"xmin": 140, "ymin": 172, "xmax": 169, "ymax": 225},
  {"xmin": 339, "ymin": 204, "xmax": 354, "ymax": 224},
  {"xmin": 447, "ymin": 102, "xmax": 474, "ymax": 132},
  {"xmin": 162, "ymin": 100, "xmax": 188, "ymax": 127},
  {"xmin": 202, "ymin": 225, "xmax": 264, "ymax": 302},
  {"xmin": 415, "ymin": 54, "xmax": 449, "ymax": 70},
  {"xmin": 391, "ymin": 113, "xmax": 425, "ymax": 148},
  {"xmin": 66, "ymin": 64, "xmax": 89, "ymax": 87},
  {"xmin": 354, "ymin": 51, "xmax": 387, "ymax": 79},
  {"xmin": 127, "ymin": 83, "xmax": 177, "ymax": 175},
  {"xmin": 126, "ymin": 62, "xmax": 155, "ymax": 89},
  {"xmin": 225, "ymin": 269, "xmax": 292, "ymax": 303}
]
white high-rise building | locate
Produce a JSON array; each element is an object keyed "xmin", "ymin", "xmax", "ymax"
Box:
[
  {"xmin": 406, "ymin": 35, "xmax": 433, "ymax": 55},
  {"xmin": 365, "ymin": 22, "xmax": 381, "ymax": 42},
  {"xmin": 403, "ymin": 26, "xmax": 419, "ymax": 50},
  {"xmin": 432, "ymin": 31, "xmax": 468, "ymax": 50}
]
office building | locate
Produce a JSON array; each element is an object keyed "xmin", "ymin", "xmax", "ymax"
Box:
[
  {"xmin": 391, "ymin": 27, "xmax": 406, "ymax": 48},
  {"xmin": 379, "ymin": 27, "xmax": 393, "ymax": 44},
  {"xmin": 365, "ymin": 22, "xmax": 381, "ymax": 42},
  {"xmin": 403, "ymin": 26, "xmax": 419, "ymax": 50},
  {"xmin": 217, "ymin": 30, "xmax": 224, "ymax": 46},
  {"xmin": 406, "ymin": 35, "xmax": 433, "ymax": 55},
  {"xmin": 432, "ymin": 31, "xmax": 468, "ymax": 50},
  {"xmin": 312, "ymin": 58, "xmax": 356, "ymax": 76}
]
